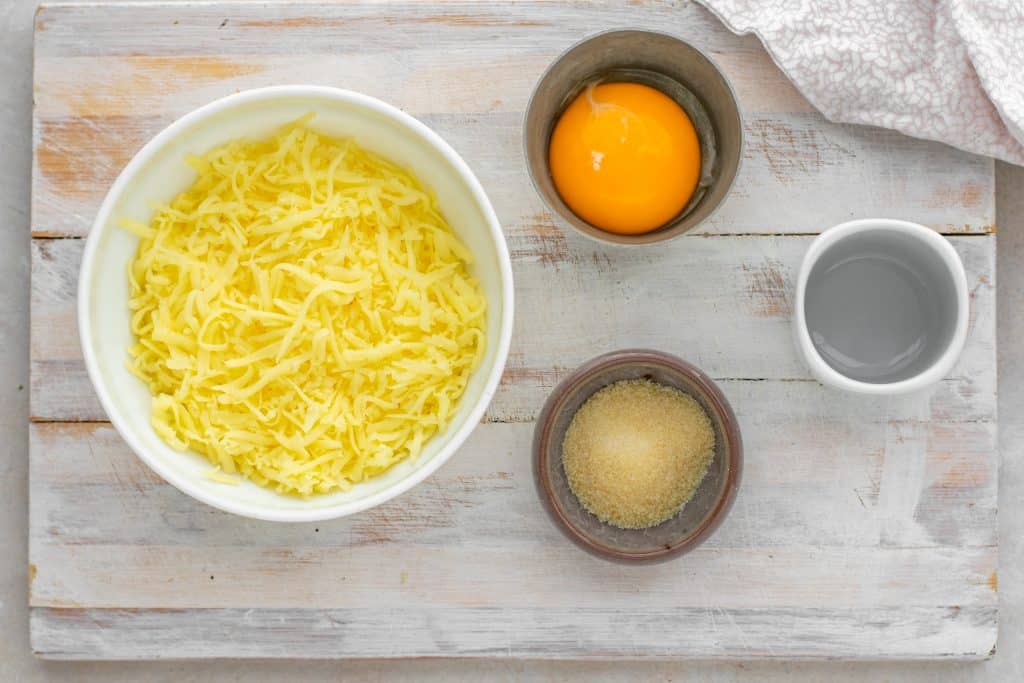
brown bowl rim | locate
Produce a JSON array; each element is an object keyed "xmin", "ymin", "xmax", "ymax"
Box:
[
  {"xmin": 522, "ymin": 28, "xmax": 745, "ymax": 247},
  {"xmin": 532, "ymin": 349, "xmax": 743, "ymax": 563}
]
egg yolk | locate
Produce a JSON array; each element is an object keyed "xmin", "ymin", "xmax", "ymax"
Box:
[{"xmin": 548, "ymin": 82, "xmax": 701, "ymax": 235}]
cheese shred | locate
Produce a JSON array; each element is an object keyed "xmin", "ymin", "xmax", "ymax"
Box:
[{"xmin": 124, "ymin": 116, "xmax": 487, "ymax": 497}]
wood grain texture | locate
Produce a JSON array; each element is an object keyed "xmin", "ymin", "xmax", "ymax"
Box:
[
  {"xmin": 31, "ymin": 606, "xmax": 997, "ymax": 661},
  {"xmin": 31, "ymin": 3, "xmax": 995, "ymax": 238},
  {"xmin": 29, "ymin": 235, "xmax": 997, "ymax": 422},
  {"xmin": 30, "ymin": 419, "xmax": 996, "ymax": 611},
  {"xmin": 30, "ymin": 0, "xmax": 999, "ymax": 661}
]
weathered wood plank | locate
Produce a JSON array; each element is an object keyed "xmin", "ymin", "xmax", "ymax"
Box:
[
  {"xmin": 28, "ymin": 542, "xmax": 997, "ymax": 611},
  {"xmin": 31, "ymin": 605, "xmax": 997, "ymax": 660},
  {"xmin": 30, "ymin": 415, "xmax": 998, "ymax": 549},
  {"xmin": 29, "ymin": 416, "xmax": 996, "ymax": 607},
  {"xmin": 31, "ymin": 1, "xmax": 994, "ymax": 238},
  {"xmin": 31, "ymin": 112, "xmax": 995, "ymax": 240},
  {"xmin": 29, "ymin": 235, "xmax": 997, "ymax": 421}
]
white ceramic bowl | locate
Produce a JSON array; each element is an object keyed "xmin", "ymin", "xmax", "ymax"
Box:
[
  {"xmin": 78, "ymin": 86, "xmax": 514, "ymax": 522},
  {"xmin": 793, "ymin": 218, "xmax": 968, "ymax": 395}
]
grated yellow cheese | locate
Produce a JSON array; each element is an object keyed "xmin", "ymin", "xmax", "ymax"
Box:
[{"xmin": 124, "ymin": 115, "xmax": 487, "ymax": 497}]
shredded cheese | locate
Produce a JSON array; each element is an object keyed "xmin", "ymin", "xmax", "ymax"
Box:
[{"xmin": 124, "ymin": 116, "xmax": 487, "ymax": 497}]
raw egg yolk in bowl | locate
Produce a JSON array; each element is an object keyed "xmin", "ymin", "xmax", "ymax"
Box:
[{"xmin": 548, "ymin": 82, "xmax": 701, "ymax": 235}]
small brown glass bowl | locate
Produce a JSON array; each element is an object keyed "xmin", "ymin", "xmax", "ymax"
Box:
[{"xmin": 532, "ymin": 350, "xmax": 742, "ymax": 563}]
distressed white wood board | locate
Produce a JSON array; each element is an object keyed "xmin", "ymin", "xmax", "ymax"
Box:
[{"xmin": 30, "ymin": 0, "xmax": 998, "ymax": 661}]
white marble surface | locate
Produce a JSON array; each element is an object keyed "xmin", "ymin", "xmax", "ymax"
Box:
[{"xmin": 2, "ymin": 0, "xmax": 1022, "ymax": 679}]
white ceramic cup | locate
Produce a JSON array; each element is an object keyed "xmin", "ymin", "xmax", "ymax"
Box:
[{"xmin": 793, "ymin": 218, "xmax": 969, "ymax": 395}]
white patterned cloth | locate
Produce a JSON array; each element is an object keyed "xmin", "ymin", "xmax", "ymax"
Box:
[{"xmin": 697, "ymin": 0, "xmax": 1024, "ymax": 165}]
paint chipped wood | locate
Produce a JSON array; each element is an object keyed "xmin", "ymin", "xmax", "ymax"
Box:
[
  {"xmin": 30, "ymin": 605, "xmax": 997, "ymax": 661},
  {"xmin": 30, "ymin": 0, "xmax": 998, "ymax": 661},
  {"xmin": 29, "ymin": 235, "xmax": 997, "ymax": 422}
]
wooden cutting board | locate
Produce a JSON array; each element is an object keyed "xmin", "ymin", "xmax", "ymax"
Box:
[{"xmin": 29, "ymin": 0, "xmax": 998, "ymax": 660}]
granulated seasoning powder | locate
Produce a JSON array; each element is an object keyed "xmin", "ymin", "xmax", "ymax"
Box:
[{"xmin": 561, "ymin": 379, "xmax": 715, "ymax": 529}]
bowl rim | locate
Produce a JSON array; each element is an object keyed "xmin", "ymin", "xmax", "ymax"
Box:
[
  {"xmin": 522, "ymin": 28, "xmax": 745, "ymax": 247},
  {"xmin": 532, "ymin": 349, "xmax": 743, "ymax": 562},
  {"xmin": 792, "ymin": 218, "xmax": 969, "ymax": 395},
  {"xmin": 77, "ymin": 85, "xmax": 515, "ymax": 522}
]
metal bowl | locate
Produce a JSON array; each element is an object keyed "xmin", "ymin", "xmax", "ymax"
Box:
[
  {"xmin": 532, "ymin": 350, "xmax": 742, "ymax": 563},
  {"xmin": 524, "ymin": 30, "xmax": 743, "ymax": 246}
]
